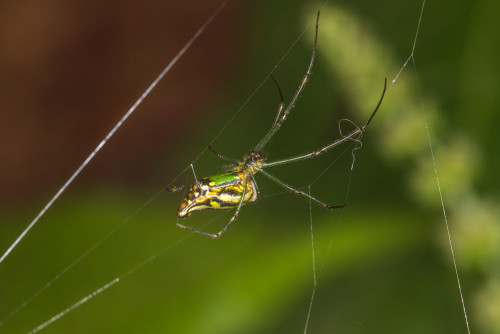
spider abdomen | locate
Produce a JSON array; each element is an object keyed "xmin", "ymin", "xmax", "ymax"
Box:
[{"xmin": 176, "ymin": 172, "xmax": 258, "ymax": 218}]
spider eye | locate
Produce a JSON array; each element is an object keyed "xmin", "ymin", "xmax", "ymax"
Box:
[{"xmin": 250, "ymin": 150, "xmax": 266, "ymax": 161}]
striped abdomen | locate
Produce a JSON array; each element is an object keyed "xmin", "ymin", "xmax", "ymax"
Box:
[{"xmin": 177, "ymin": 172, "xmax": 257, "ymax": 218}]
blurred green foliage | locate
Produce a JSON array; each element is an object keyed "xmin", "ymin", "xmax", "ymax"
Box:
[{"xmin": 1, "ymin": 0, "xmax": 499, "ymax": 333}]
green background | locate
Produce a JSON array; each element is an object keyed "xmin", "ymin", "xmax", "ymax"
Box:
[{"xmin": 1, "ymin": 0, "xmax": 498, "ymax": 333}]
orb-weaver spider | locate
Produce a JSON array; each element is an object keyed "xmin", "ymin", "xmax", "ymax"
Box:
[{"xmin": 168, "ymin": 11, "xmax": 386, "ymax": 238}]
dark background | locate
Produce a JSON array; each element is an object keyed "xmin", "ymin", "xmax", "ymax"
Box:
[{"xmin": 1, "ymin": 0, "xmax": 498, "ymax": 333}]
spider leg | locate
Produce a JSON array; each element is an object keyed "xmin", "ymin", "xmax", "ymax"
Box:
[
  {"xmin": 250, "ymin": 174, "xmax": 260, "ymax": 199},
  {"xmin": 176, "ymin": 176, "xmax": 248, "ymax": 239},
  {"xmin": 176, "ymin": 222, "xmax": 218, "ymax": 237},
  {"xmin": 263, "ymin": 78, "xmax": 387, "ymax": 168},
  {"xmin": 166, "ymin": 163, "xmax": 199, "ymax": 192},
  {"xmin": 269, "ymin": 73, "xmax": 285, "ymax": 127},
  {"xmin": 166, "ymin": 185, "xmax": 185, "ymax": 193},
  {"xmin": 258, "ymin": 169, "xmax": 346, "ymax": 209},
  {"xmin": 190, "ymin": 163, "xmax": 198, "ymax": 182},
  {"xmin": 360, "ymin": 78, "xmax": 387, "ymax": 131},
  {"xmin": 208, "ymin": 145, "xmax": 239, "ymax": 164},
  {"xmin": 262, "ymin": 130, "xmax": 359, "ymax": 167},
  {"xmin": 255, "ymin": 11, "xmax": 320, "ymax": 151}
]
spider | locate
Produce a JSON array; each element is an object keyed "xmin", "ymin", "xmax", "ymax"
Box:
[{"xmin": 168, "ymin": 12, "xmax": 386, "ymax": 238}]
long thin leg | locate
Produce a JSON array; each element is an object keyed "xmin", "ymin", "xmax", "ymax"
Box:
[
  {"xmin": 212, "ymin": 176, "xmax": 247, "ymax": 238},
  {"xmin": 259, "ymin": 169, "xmax": 346, "ymax": 209},
  {"xmin": 263, "ymin": 129, "xmax": 359, "ymax": 167},
  {"xmin": 166, "ymin": 185, "xmax": 185, "ymax": 192},
  {"xmin": 360, "ymin": 78, "xmax": 387, "ymax": 131},
  {"xmin": 269, "ymin": 74, "xmax": 285, "ymax": 128},
  {"xmin": 166, "ymin": 163, "xmax": 199, "ymax": 192},
  {"xmin": 250, "ymin": 174, "xmax": 260, "ymax": 199},
  {"xmin": 255, "ymin": 11, "xmax": 320, "ymax": 151},
  {"xmin": 252, "ymin": 73, "xmax": 285, "ymax": 151},
  {"xmin": 176, "ymin": 176, "xmax": 248, "ymax": 238},
  {"xmin": 263, "ymin": 78, "xmax": 387, "ymax": 168},
  {"xmin": 190, "ymin": 163, "xmax": 198, "ymax": 182},
  {"xmin": 208, "ymin": 145, "xmax": 239, "ymax": 164},
  {"xmin": 176, "ymin": 221, "xmax": 217, "ymax": 238}
]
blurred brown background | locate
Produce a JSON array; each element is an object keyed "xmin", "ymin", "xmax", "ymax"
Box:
[{"xmin": 0, "ymin": 0, "xmax": 244, "ymax": 202}]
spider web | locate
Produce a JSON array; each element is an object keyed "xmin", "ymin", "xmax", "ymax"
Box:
[
  {"xmin": 302, "ymin": 2, "xmax": 471, "ymax": 333},
  {"xmin": 0, "ymin": 0, "xmax": 480, "ymax": 333}
]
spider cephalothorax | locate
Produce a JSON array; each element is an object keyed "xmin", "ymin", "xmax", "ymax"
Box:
[{"xmin": 238, "ymin": 150, "xmax": 266, "ymax": 172}]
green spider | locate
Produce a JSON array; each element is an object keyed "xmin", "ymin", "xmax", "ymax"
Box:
[{"xmin": 168, "ymin": 12, "xmax": 386, "ymax": 238}]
